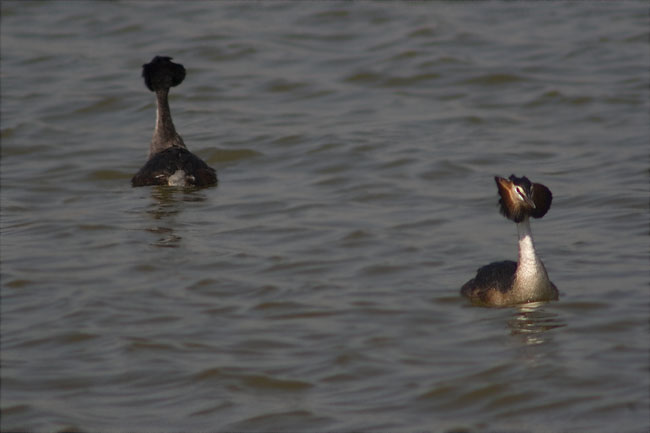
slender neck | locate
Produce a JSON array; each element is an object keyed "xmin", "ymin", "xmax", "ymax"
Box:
[
  {"xmin": 517, "ymin": 217, "xmax": 539, "ymax": 267},
  {"xmin": 514, "ymin": 216, "xmax": 550, "ymax": 289},
  {"xmin": 149, "ymin": 88, "xmax": 185, "ymax": 158}
]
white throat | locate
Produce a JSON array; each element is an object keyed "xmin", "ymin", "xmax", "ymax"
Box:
[
  {"xmin": 517, "ymin": 218, "xmax": 541, "ymax": 270},
  {"xmin": 514, "ymin": 217, "xmax": 552, "ymax": 299}
]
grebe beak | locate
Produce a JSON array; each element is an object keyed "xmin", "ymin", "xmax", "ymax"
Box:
[
  {"xmin": 495, "ymin": 176, "xmax": 513, "ymax": 196},
  {"xmin": 495, "ymin": 176, "xmax": 510, "ymax": 189}
]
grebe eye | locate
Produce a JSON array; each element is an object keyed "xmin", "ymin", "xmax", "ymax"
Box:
[{"xmin": 515, "ymin": 186, "xmax": 526, "ymax": 199}]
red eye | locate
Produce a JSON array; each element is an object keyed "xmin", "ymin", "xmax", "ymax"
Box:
[{"xmin": 515, "ymin": 186, "xmax": 526, "ymax": 200}]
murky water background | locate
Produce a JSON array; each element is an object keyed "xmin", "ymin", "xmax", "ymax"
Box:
[{"xmin": 1, "ymin": 2, "xmax": 648, "ymax": 432}]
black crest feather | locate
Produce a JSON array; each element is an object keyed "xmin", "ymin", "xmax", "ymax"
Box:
[
  {"xmin": 530, "ymin": 182, "xmax": 552, "ymax": 218},
  {"xmin": 142, "ymin": 56, "xmax": 186, "ymax": 92}
]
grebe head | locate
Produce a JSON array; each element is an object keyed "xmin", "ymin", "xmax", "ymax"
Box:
[
  {"xmin": 495, "ymin": 175, "xmax": 552, "ymax": 223},
  {"xmin": 142, "ymin": 56, "xmax": 186, "ymax": 92}
]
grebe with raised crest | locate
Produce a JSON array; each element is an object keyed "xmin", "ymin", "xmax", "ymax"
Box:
[
  {"xmin": 461, "ymin": 175, "xmax": 558, "ymax": 306},
  {"xmin": 132, "ymin": 56, "xmax": 217, "ymax": 188}
]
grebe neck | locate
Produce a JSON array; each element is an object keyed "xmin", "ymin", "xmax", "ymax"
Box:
[
  {"xmin": 149, "ymin": 88, "xmax": 185, "ymax": 158},
  {"xmin": 517, "ymin": 217, "xmax": 540, "ymax": 269},
  {"xmin": 514, "ymin": 216, "xmax": 552, "ymax": 298}
]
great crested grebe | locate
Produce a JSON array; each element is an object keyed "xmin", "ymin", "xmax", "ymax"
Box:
[
  {"xmin": 461, "ymin": 175, "xmax": 558, "ymax": 307},
  {"xmin": 132, "ymin": 56, "xmax": 217, "ymax": 188}
]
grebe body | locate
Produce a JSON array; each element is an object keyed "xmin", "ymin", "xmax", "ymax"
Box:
[
  {"xmin": 461, "ymin": 175, "xmax": 558, "ymax": 307},
  {"xmin": 132, "ymin": 56, "xmax": 217, "ymax": 188}
]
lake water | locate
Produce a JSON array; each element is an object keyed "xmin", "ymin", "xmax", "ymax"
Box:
[{"xmin": 1, "ymin": 2, "xmax": 648, "ymax": 432}]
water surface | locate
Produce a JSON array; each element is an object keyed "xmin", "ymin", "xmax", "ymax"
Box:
[{"xmin": 1, "ymin": 2, "xmax": 648, "ymax": 432}]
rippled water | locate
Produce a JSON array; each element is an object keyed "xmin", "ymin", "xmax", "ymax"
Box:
[{"xmin": 1, "ymin": 2, "xmax": 648, "ymax": 432}]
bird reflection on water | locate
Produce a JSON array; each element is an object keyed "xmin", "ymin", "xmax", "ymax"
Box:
[
  {"xmin": 142, "ymin": 187, "xmax": 210, "ymax": 248},
  {"xmin": 508, "ymin": 303, "xmax": 567, "ymax": 366}
]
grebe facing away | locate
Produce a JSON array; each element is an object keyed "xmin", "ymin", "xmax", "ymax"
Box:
[
  {"xmin": 132, "ymin": 56, "xmax": 217, "ymax": 188},
  {"xmin": 461, "ymin": 175, "xmax": 558, "ymax": 307}
]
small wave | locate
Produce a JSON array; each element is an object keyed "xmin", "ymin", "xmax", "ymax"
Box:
[{"xmin": 460, "ymin": 73, "xmax": 529, "ymax": 86}]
